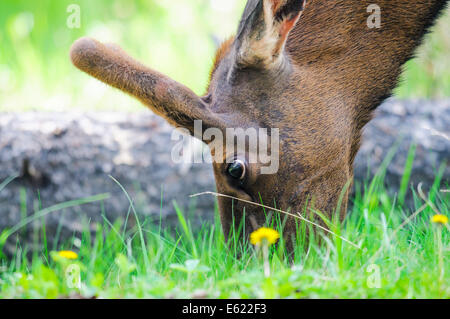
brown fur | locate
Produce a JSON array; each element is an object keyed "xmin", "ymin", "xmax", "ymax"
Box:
[
  {"xmin": 210, "ymin": 37, "xmax": 235, "ymax": 82},
  {"xmin": 70, "ymin": 0, "xmax": 449, "ymax": 250}
]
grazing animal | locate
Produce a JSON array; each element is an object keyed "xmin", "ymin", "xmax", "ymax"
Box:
[{"xmin": 70, "ymin": 0, "xmax": 449, "ymax": 247}]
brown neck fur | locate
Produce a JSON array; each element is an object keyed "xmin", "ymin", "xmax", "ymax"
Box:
[
  {"xmin": 286, "ymin": 0, "xmax": 449, "ymax": 164},
  {"xmin": 213, "ymin": 0, "xmax": 449, "ymax": 169}
]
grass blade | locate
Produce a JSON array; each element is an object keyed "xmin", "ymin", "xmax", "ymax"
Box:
[
  {"xmin": 109, "ymin": 175, "xmax": 150, "ymax": 273},
  {"xmin": 0, "ymin": 193, "xmax": 109, "ymax": 253},
  {"xmin": 0, "ymin": 175, "xmax": 18, "ymax": 193},
  {"xmin": 398, "ymin": 144, "xmax": 416, "ymax": 206}
]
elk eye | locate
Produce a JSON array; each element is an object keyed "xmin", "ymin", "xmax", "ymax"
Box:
[{"xmin": 227, "ymin": 160, "xmax": 246, "ymax": 180}]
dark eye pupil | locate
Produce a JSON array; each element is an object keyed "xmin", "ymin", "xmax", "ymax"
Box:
[{"xmin": 227, "ymin": 161, "xmax": 245, "ymax": 179}]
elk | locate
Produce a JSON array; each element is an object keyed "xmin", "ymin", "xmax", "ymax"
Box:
[{"xmin": 70, "ymin": 0, "xmax": 449, "ymax": 248}]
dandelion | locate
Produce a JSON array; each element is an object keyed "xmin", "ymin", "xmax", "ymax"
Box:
[
  {"xmin": 431, "ymin": 214, "xmax": 448, "ymax": 225},
  {"xmin": 58, "ymin": 250, "xmax": 78, "ymax": 260},
  {"xmin": 250, "ymin": 227, "xmax": 280, "ymax": 246},
  {"xmin": 431, "ymin": 214, "xmax": 447, "ymax": 284},
  {"xmin": 250, "ymin": 227, "xmax": 279, "ymax": 278}
]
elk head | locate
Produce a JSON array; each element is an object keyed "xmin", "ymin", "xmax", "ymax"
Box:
[
  {"xmin": 203, "ymin": 0, "xmax": 353, "ymax": 241},
  {"xmin": 70, "ymin": 0, "xmax": 448, "ymax": 247}
]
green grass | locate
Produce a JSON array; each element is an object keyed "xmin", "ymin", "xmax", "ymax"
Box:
[
  {"xmin": 0, "ymin": 148, "xmax": 448, "ymax": 299},
  {"xmin": 0, "ymin": 1, "xmax": 449, "ymax": 112},
  {"xmin": 1, "ymin": 1, "xmax": 448, "ymax": 298}
]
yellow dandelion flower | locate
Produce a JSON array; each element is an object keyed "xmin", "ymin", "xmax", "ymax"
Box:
[
  {"xmin": 431, "ymin": 214, "xmax": 448, "ymax": 225},
  {"xmin": 58, "ymin": 250, "xmax": 78, "ymax": 259},
  {"xmin": 250, "ymin": 227, "xmax": 280, "ymax": 246}
]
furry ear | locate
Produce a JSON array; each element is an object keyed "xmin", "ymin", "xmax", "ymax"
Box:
[
  {"xmin": 235, "ymin": 0, "xmax": 307, "ymax": 68},
  {"xmin": 70, "ymin": 37, "xmax": 224, "ymax": 135}
]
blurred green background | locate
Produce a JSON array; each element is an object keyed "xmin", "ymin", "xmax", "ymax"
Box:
[{"xmin": 0, "ymin": 0, "xmax": 449, "ymax": 112}]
